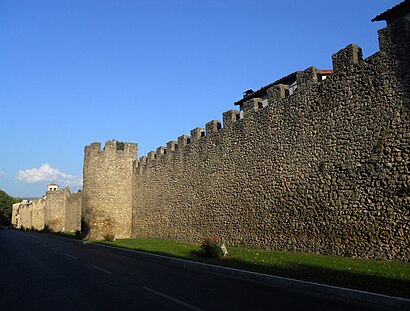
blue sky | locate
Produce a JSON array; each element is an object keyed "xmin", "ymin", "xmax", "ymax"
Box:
[{"xmin": 0, "ymin": 0, "xmax": 397, "ymax": 197}]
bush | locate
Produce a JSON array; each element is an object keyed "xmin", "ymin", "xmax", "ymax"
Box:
[
  {"xmin": 199, "ymin": 236, "xmax": 229, "ymax": 258},
  {"xmin": 42, "ymin": 225, "xmax": 51, "ymax": 233},
  {"xmin": 104, "ymin": 234, "xmax": 115, "ymax": 242},
  {"xmin": 75, "ymin": 230, "xmax": 81, "ymax": 239}
]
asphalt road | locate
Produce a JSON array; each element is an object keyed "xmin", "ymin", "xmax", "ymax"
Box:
[{"xmin": 0, "ymin": 230, "xmax": 395, "ymax": 311}]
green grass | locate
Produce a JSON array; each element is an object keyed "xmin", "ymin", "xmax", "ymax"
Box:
[{"xmin": 98, "ymin": 237, "xmax": 410, "ymax": 299}]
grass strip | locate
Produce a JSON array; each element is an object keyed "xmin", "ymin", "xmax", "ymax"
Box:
[{"xmin": 98, "ymin": 237, "xmax": 410, "ymax": 299}]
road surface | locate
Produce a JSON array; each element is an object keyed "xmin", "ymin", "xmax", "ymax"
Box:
[{"xmin": 0, "ymin": 230, "xmax": 394, "ymax": 310}]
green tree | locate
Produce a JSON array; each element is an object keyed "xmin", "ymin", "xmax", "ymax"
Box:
[{"xmin": 0, "ymin": 189, "xmax": 20, "ymax": 226}]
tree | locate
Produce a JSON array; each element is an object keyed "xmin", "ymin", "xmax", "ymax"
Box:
[{"xmin": 0, "ymin": 189, "xmax": 20, "ymax": 226}]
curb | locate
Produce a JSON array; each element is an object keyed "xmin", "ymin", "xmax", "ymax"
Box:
[{"xmin": 86, "ymin": 242, "xmax": 410, "ymax": 311}]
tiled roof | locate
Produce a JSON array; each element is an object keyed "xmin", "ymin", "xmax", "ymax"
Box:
[
  {"xmin": 372, "ymin": 0, "xmax": 410, "ymax": 22},
  {"xmin": 234, "ymin": 71, "xmax": 300, "ymax": 106},
  {"xmin": 234, "ymin": 69, "xmax": 333, "ymax": 106}
]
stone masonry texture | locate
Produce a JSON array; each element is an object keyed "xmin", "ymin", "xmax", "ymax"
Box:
[
  {"xmin": 10, "ymin": 6, "xmax": 410, "ymax": 262},
  {"xmin": 45, "ymin": 188, "xmax": 69, "ymax": 232},
  {"xmin": 11, "ymin": 190, "xmax": 82, "ymax": 234},
  {"xmin": 130, "ymin": 16, "xmax": 409, "ymax": 261},
  {"xmin": 31, "ymin": 198, "xmax": 45, "ymax": 231},
  {"xmin": 65, "ymin": 192, "xmax": 82, "ymax": 232},
  {"xmin": 82, "ymin": 141, "xmax": 138, "ymax": 240}
]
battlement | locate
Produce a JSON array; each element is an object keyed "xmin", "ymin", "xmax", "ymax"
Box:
[
  {"xmin": 166, "ymin": 141, "xmax": 178, "ymax": 152},
  {"xmin": 85, "ymin": 142, "xmax": 102, "ymax": 154},
  {"xmin": 205, "ymin": 120, "xmax": 222, "ymax": 135},
  {"xmin": 85, "ymin": 140, "xmax": 138, "ymax": 160},
  {"xmin": 223, "ymin": 110, "xmax": 240, "ymax": 128},
  {"xmin": 136, "ymin": 63, "xmax": 336, "ymax": 171},
  {"xmin": 332, "ymin": 44, "xmax": 363, "ymax": 72}
]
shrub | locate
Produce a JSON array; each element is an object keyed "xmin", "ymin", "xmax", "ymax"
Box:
[
  {"xmin": 75, "ymin": 230, "xmax": 81, "ymax": 239},
  {"xmin": 104, "ymin": 234, "xmax": 115, "ymax": 242},
  {"xmin": 199, "ymin": 236, "xmax": 229, "ymax": 258}
]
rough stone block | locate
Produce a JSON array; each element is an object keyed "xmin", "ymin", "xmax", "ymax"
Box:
[
  {"xmin": 296, "ymin": 67, "xmax": 319, "ymax": 91},
  {"xmin": 205, "ymin": 120, "xmax": 222, "ymax": 134},
  {"xmin": 190, "ymin": 127, "xmax": 205, "ymax": 142},
  {"xmin": 166, "ymin": 141, "xmax": 178, "ymax": 152},
  {"xmin": 242, "ymin": 98, "xmax": 262, "ymax": 113},
  {"xmin": 223, "ymin": 110, "xmax": 240, "ymax": 128},
  {"xmin": 156, "ymin": 146, "xmax": 166, "ymax": 157},
  {"xmin": 267, "ymin": 84, "xmax": 288, "ymax": 103},
  {"xmin": 147, "ymin": 151, "xmax": 156, "ymax": 160},
  {"xmin": 332, "ymin": 44, "xmax": 363, "ymax": 72},
  {"xmin": 178, "ymin": 135, "xmax": 191, "ymax": 147}
]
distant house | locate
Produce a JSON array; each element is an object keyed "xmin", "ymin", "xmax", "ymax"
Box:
[
  {"xmin": 47, "ymin": 183, "xmax": 59, "ymax": 192},
  {"xmin": 234, "ymin": 69, "xmax": 333, "ymax": 113}
]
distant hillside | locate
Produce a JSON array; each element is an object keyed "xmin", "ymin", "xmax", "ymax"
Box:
[{"xmin": 0, "ymin": 189, "xmax": 21, "ymax": 226}]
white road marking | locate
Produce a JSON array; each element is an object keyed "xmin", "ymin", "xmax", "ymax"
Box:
[
  {"xmin": 143, "ymin": 287, "xmax": 203, "ymax": 311},
  {"xmin": 66, "ymin": 254, "xmax": 77, "ymax": 259},
  {"xmin": 50, "ymin": 247, "xmax": 57, "ymax": 251},
  {"xmin": 90, "ymin": 264, "xmax": 113, "ymax": 274}
]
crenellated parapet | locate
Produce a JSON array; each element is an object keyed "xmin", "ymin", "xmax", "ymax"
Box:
[
  {"xmin": 331, "ymin": 44, "xmax": 363, "ymax": 72},
  {"xmin": 205, "ymin": 120, "xmax": 222, "ymax": 135},
  {"xmin": 135, "ymin": 64, "xmax": 334, "ymax": 173},
  {"xmin": 84, "ymin": 142, "xmax": 102, "ymax": 155},
  {"xmin": 242, "ymin": 98, "xmax": 263, "ymax": 114},
  {"xmin": 178, "ymin": 134, "xmax": 191, "ymax": 147},
  {"xmin": 190, "ymin": 127, "xmax": 205, "ymax": 142},
  {"xmin": 267, "ymin": 84, "xmax": 288, "ymax": 102},
  {"xmin": 85, "ymin": 140, "xmax": 138, "ymax": 158},
  {"xmin": 223, "ymin": 110, "xmax": 240, "ymax": 128}
]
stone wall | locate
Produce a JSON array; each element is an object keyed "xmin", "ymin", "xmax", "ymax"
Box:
[
  {"xmin": 45, "ymin": 188, "xmax": 69, "ymax": 232},
  {"xmin": 11, "ymin": 191, "xmax": 81, "ymax": 232},
  {"xmin": 31, "ymin": 198, "xmax": 45, "ymax": 231},
  {"xmin": 19, "ymin": 203, "xmax": 32, "ymax": 230},
  {"xmin": 11, "ymin": 6, "xmax": 408, "ymax": 261},
  {"xmin": 65, "ymin": 192, "xmax": 82, "ymax": 232},
  {"xmin": 11, "ymin": 202, "xmax": 23, "ymax": 228},
  {"xmin": 82, "ymin": 141, "xmax": 138, "ymax": 239},
  {"xmin": 131, "ymin": 18, "xmax": 410, "ymax": 261}
]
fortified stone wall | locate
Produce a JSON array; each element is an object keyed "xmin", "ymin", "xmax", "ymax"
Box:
[
  {"xmin": 19, "ymin": 204, "xmax": 32, "ymax": 230},
  {"xmin": 82, "ymin": 141, "xmax": 138, "ymax": 239},
  {"xmin": 45, "ymin": 188, "xmax": 69, "ymax": 232},
  {"xmin": 131, "ymin": 18, "xmax": 410, "ymax": 261},
  {"xmin": 11, "ymin": 202, "xmax": 23, "ymax": 228},
  {"xmin": 31, "ymin": 198, "xmax": 45, "ymax": 231},
  {"xmin": 65, "ymin": 192, "xmax": 82, "ymax": 232},
  {"xmin": 11, "ymin": 191, "xmax": 81, "ymax": 232}
]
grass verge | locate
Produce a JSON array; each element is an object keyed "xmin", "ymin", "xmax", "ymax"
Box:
[{"xmin": 98, "ymin": 237, "xmax": 410, "ymax": 299}]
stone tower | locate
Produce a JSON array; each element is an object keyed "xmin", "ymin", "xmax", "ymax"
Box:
[{"xmin": 82, "ymin": 140, "xmax": 138, "ymax": 240}]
